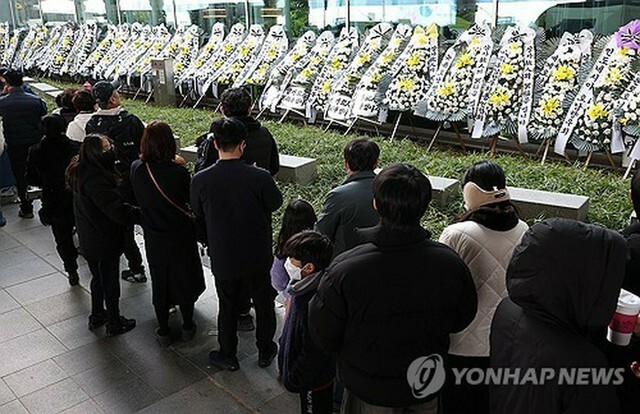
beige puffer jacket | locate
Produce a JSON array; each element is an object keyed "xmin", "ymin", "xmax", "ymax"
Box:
[{"xmin": 439, "ymin": 219, "xmax": 529, "ymax": 357}]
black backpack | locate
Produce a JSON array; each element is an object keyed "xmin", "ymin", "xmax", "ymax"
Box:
[{"xmin": 194, "ymin": 132, "xmax": 216, "ymax": 173}]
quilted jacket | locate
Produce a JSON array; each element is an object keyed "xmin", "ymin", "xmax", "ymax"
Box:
[{"xmin": 439, "ymin": 219, "xmax": 528, "ymax": 357}]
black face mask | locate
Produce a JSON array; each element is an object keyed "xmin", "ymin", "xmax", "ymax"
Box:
[{"xmin": 101, "ymin": 148, "xmax": 116, "ymax": 168}]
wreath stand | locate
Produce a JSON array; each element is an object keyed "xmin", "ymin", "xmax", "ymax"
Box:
[
  {"xmin": 426, "ymin": 122, "xmax": 467, "ymax": 153},
  {"xmin": 344, "ymin": 116, "xmax": 382, "ymax": 136},
  {"xmin": 488, "ymin": 135, "xmax": 499, "ymax": 157}
]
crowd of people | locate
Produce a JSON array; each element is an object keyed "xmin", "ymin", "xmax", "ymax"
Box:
[{"xmin": 0, "ymin": 69, "xmax": 639, "ymax": 414}]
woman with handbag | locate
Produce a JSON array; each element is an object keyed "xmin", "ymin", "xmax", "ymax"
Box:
[{"xmin": 130, "ymin": 121, "xmax": 206, "ymax": 347}]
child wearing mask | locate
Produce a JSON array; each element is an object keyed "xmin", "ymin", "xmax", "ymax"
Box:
[{"xmin": 278, "ymin": 231, "xmax": 334, "ymax": 414}]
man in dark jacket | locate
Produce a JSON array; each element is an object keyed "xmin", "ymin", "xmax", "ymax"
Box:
[
  {"xmin": 26, "ymin": 114, "xmax": 80, "ymax": 285},
  {"xmin": 490, "ymin": 219, "xmax": 627, "ymax": 414},
  {"xmin": 278, "ymin": 231, "xmax": 335, "ymax": 414},
  {"xmin": 191, "ymin": 118, "xmax": 283, "ymax": 371},
  {"xmin": 315, "ymin": 138, "xmax": 380, "ymax": 258},
  {"xmin": 0, "ymin": 70, "xmax": 47, "ymax": 218},
  {"xmin": 309, "ymin": 163, "xmax": 477, "ymax": 412},
  {"xmin": 196, "ymin": 87, "xmax": 279, "ymax": 175},
  {"xmin": 85, "ymin": 80, "xmax": 146, "ymax": 283}
]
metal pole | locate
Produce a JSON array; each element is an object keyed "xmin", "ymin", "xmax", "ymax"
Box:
[
  {"xmin": 493, "ymin": 0, "xmax": 499, "ymax": 27},
  {"xmin": 346, "ymin": 0, "xmax": 350, "ymax": 29},
  {"xmin": 115, "ymin": 0, "xmax": 122, "ymax": 24},
  {"xmin": 8, "ymin": 0, "xmax": 17, "ymax": 28},
  {"xmin": 37, "ymin": 0, "xmax": 44, "ymax": 24},
  {"xmin": 172, "ymin": 0, "xmax": 178, "ymax": 27},
  {"xmin": 244, "ymin": 0, "xmax": 250, "ymax": 30}
]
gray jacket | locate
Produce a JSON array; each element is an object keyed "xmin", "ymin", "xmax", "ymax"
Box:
[{"xmin": 316, "ymin": 170, "xmax": 379, "ymax": 257}]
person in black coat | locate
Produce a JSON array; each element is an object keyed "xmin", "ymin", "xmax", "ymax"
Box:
[
  {"xmin": 85, "ymin": 80, "xmax": 146, "ymax": 283},
  {"xmin": 490, "ymin": 219, "xmax": 627, "ymax": 414},
  {"xmin": 26, "ymin": 114, "xmax": 80, "ymax": 285},
  {"xmin": 0, "ymin": 70, "xmax": 47, "ymax": 218},
  {"xmin": 277, "ymin": 231, "xmax": 335, "ymax": 414},
  {"xmin": 309, "ymin": 163, "xmax": 478, "ymax": 412},
  {"xmin": 66, "ymin": 134, "xmax": 139, "ymax": 336},
  {"xmin": 191, "ymin": 118, "xmax": 283, "ymax": 371},
  {"xmin": 130, "ymin": 121, "xmax": 205, "ymax": 347},
  {"xmin": 197, "ymin": 87, "xmax": 280, "ymax": 176}
]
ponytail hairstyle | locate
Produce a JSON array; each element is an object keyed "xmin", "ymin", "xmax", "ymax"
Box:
[{"xmin": 66, "ymin": 134, "xmax": 115, "ymax": 193}]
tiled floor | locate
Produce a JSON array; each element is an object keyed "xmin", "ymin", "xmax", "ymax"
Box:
[{"xmin": 0, "ymin": 201, "xmax": 297, "ymax": 413}]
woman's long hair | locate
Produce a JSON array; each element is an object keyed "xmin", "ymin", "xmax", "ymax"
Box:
[
  {"xmin": 275, "ymin": 199, "xmax": 317, "ymax": 258},
  {"xmin": 140, "ymin": 121, "xmax": 176, "ymax": 163},
  {"xmin": 66, "ymin": 134, "xmax": 115, "ymax": 193},
  {"xmin": 457, "ymin": 161, "xmax": 520, "ymax": 231}
]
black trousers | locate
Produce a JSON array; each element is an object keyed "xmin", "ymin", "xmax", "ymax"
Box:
[
  {"xmin": 123, "ymin": 225, "xmax": 144, "ymax": 273},
  {"xmin": 87, "ymin": 257, "xmax": 121, "ymax": 323},
  {"xmin": 7, "ymin": 145, "xmax": 32, "ymax": 213},
  {"xmin": 299, "ymin": 383, "xmax": 334, "ymax": 414},
  {"xmin": 50, "ymin": 221, "xmax": 78, "ymax": 273},
  {"xmin": 155, "ymin": 301, "xmax": 195, "ymax": 333},
  {"xmin": 214, "ymin": 274, "xmax": 276, "ymax": 357},
  {"xmin": 442, "ymin": 354, "xmax": 489, "ymax": 414}
]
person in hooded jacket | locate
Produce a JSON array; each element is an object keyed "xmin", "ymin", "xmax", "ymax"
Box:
[
  {"xmin": 439, "ymin": 161, "xmax": 528, "ymax": 414},
  {"xmin": 309, "ymin": 163, "xmax": 477, "ymax": 413},
  {"xmin": 490, "ymin": 218, "xmax": 627, "ymax": 414},
  {"xmin": 278, "ymin": 231, "xmax": 335, "ymax": 414},
  {"xmin": 602, "ymin": 170, "xmax": 640, "ymax": 414},
  {"xmin": 66, "ymin": 134, "xmax": 140, "ymax": 336},
  {"xmin": 26, "ymin": 114, "xmax": 80, "ymax": 285},
  {"xmin": 85, "ymin": 80, "xmax": 146, "ymax": 284}
]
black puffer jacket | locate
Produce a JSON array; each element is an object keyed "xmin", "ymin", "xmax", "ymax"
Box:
[
  {"xmin": 490, "ymin": 219, "xmax": 627, "ymax": 414},
  {"xmin": 73, "ymin": 164, "xmax": 140, "ymax": 260},
  {"xmin": 0, "ymin": 88, "xmax": 47, "ymax": 147},
  {"xmin": 309, "ymin": 224, "xmax": 477, "ymax": 407},
  {"xmin": 26, "ymin": 134, "xmax": 79, "ymax": 225}
]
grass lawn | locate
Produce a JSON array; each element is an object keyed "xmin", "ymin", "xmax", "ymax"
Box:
[{"xmin": 42, "ymin": 81, "xmax": 633, "ymax": 238}]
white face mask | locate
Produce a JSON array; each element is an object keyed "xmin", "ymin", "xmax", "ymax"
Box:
[{"xmin": 284, "ymin": 257, "xmax": 303, "ymax": 281}]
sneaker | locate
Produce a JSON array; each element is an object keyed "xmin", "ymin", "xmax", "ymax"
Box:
[
  {"xmin": 0, "ymin": 216, "xmax": 6, "ymax": 227},
  {"xmin": 18, "ymin": 209, "xmax": 34, "ymax": 219},
  {"xmin": 181, "ymin": 323, "xmax": 197, "ymax": 342},
  {"xmin": 68, "ymin": 271, "xmax": 79, "ymax": 286},
  {"xmin": 121, "ymin": 269, "xmax": 147, "ymax": 283},
  {"xmin": 208, "ymin": 350, "xmax": 239, "ymax": 371},
  {"xmin": 88, "ymin": 312, "xmax": 108, "ymax": 330},
  {"xmin": 155, "ymin": 328, "xmax": 172, "ymax": 347},
  {"xmin": 237, "ymin": 313, "xmax": 255, "ymax": 332},
  {"xmin": 106, "ymin": 316, "xmax": 136, "ymax": 336},
  {"xmin": 258, "ymin": 343, "xmax": 278, "ymax": 368}
]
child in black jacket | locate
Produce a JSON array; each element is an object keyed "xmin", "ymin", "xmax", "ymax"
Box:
[{"xmin": 278, "ymin": 231, "xmax": 334, "ymax": 414}]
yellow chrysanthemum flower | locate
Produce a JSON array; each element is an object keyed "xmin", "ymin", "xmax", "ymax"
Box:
[
  {"xmin": 509, "ymin": 42, "xmax": 520, "ymax": 51},
  {"xmin": 619, "ymin": 47, "xmax": 631, "ymax": 57},
  {"xmin": 300, "ymin": 68, "xmax": 313, "ymax": 79},
  {"xmin": 456, "ymin": 53, "xmax": 473, "ymax": 68},
  {"xmin": 370, "ymin": 72, "xmax": 382, "ymax": 83},
  {"xmin": 398, "ymin": 78, "xmax": 415, "ymax": 91},
  {"xmin": 437, "ymin": 83, "xmax": 454, "ymax": 96},
  {"xmin": 586, "ymin": 103, "xmax": 609, "ymax": 120},
  {"xmin": 331, "ymin": 58, "xmax": 343, "ymax": 70},
  {"xmin": 605, "ymin": 68, "xmax": 622, "ymax": 84},
  {"xmin": 357, "ymin": 53, "xmax": 371, "ymax": 66},
  {"xmin": 552, "ymin": 65, "xmax": 575, "ymax": 82},
  {"xmin": 381, "ymin": 52, "xmax": 395, "ymax": 64},
  {"xmin": 540, "ymin": 97, "xmax": 560, "ymax": 116},
  {"xmin": 426, "ymin": 24, "xmax": 438, "ymax": 39},
  {"xmin": 291, "ymin": 52, "xmax": 301, "ymax": 61},
  {"xmin": 321, "ymin": 81, "xmax": 332, "ymax": 93},
  {"xmin": 406, "ymin": 52, "xmax": 422, "ymax": 68},
  {"xmin": 223, "ymin": 44, "xmax": 234, "ymax": 53},
  {"xmin": 489, "ymin": 89, "xmax": 510, "ymax": 107},
  {"xmin": 500, "ymin": 63, "xmax": 514, "ymax": 76}
]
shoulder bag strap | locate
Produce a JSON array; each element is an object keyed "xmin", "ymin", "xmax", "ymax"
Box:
[{"xmin": 145, "ymin": 162, "xmax": 196, "ymax": 220}]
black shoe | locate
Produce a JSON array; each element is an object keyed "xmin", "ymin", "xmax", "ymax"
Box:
[
  {"xmin": 121, "ymin": 268, "xmax": 146, "ymax": 283},
  {"xmin": 68, "ymin": 271, "xmax": 79, "ymax": 286},
  {"xmin": 181, "ymin": 323, "xmax": 197, "ymax": 342},
  {"xmin": 208, "ymin": 350, "xmax": 239, "ymax": 371},
  {"xmin": 237, "ymin": 313, "xmax": 255, "ymax": 332},
  {"xmin": 106, "ymin": 316, "xmax": 136, "ymax": 336},
  {"xmin": 18, "ymin": 209, "xmax": 34, "ymax": 219},
  {"xmin": 155, "ymin": 328, "xmax": 173, "ymax": 347},
  {"xmin": 258, "ymin": 343, "xmax": 278, "ymax": 368},
  {"xmin": 88, "ymin": 312, "xmax": 108, "ymax": 330}
]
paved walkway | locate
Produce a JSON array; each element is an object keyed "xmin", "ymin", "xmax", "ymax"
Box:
[{"xmin": 0, "ymin": 200, "xmax": 296, "ymax": 413}]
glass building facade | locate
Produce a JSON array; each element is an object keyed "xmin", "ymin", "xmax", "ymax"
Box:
[{"xmin": 1, "ymin": 0, "xmax": 638, "ymax": 38}]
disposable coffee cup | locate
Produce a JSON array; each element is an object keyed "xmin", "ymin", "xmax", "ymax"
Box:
[{"xmin": 607, "ymin": 289, "xmax": 640, "ymax": 346}]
